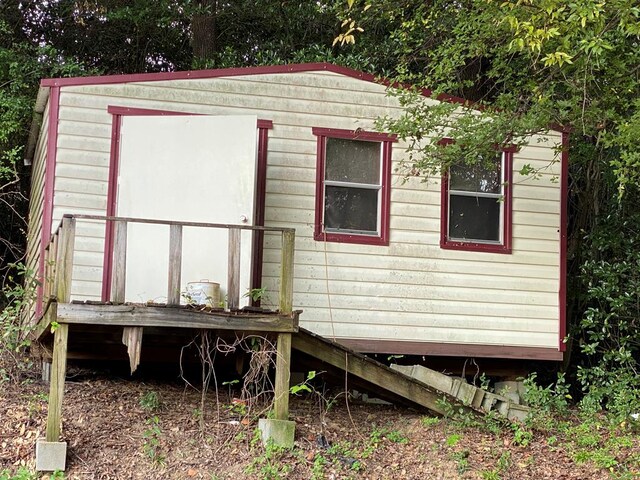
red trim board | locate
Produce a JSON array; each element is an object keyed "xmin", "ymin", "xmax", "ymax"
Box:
[
  {"xmin": 559, "ymin": 130, "xmax": 569, "ymax": 351},
  {"xmin": 339, "ymin": 338, "xmax": 564, "ymax": 361},
  {"xmin": 439, "ymin": 148, "xmax": 514, "ymax": 254},
  {"xmin": 312, "ymin": 127, "xmax": 396, "ymax": 246},
  {"xmin": 36, "ymin": 86, "xmax": 60, "ymax": 316},
  {"xmin": 101, "ymin": 106, "xmax": 272, "ymax": 301}
]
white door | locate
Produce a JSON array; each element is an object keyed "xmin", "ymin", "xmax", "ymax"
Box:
[{"xmin": 116, "ymin": 115, "xmax": 258, "ymax": 305}]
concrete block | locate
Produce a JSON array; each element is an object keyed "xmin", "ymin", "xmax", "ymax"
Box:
[
  {"xmin": 35, "ymin": 438, "xmax": 67, "ymax": 472},
  {"xmin": 495, "ymin": 381, "xmax": 523, "ymax": 404},
  {"xmin": 258, "ymin": 418, "xmax": 295, "ymax": 448}
]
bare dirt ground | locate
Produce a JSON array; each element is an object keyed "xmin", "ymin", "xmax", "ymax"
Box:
[{"xmin": 1, "ymin": 371, "xmax": 624, "ymax": 479}]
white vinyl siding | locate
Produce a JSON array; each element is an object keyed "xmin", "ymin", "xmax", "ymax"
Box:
[
  {"xmin": 24, "ymin": 104, "xmax": 50, "ymax": 324},
  {"xmin": 40, "ymin": 69, "xmax": 562, "ymax": 350}
]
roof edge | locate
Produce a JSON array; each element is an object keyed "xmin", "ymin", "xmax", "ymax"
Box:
[{"xmin": 40, "ymin": 62, "xmax": 381, "ymax": 88}]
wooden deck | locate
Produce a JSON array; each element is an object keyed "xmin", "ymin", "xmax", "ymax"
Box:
[{"xmin": 33, "ymin": 214, "xmax": 298, "ymax": 448}]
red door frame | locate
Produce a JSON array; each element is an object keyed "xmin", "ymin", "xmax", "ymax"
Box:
[{"xmin": 101, "ymin": 106, "xmax": 272, "ymax": 301}]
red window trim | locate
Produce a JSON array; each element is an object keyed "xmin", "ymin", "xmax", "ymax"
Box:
[
  {"xmin": 312, "ymin": 127, "xmax": 395, "ymax": 246},
  {"xmin": 440, "ymin": 146, "xmax": 513, "ymax": 254},
  {"xmin": 101, "ymin": 106, "xmax": 272, "ymax": 301}
]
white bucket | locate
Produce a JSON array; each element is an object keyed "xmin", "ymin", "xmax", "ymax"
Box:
[{"xmin": 185, "ymin": 281, "xmax": 220, "ymax": 307}]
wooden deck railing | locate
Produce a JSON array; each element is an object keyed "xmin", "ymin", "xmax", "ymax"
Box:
[{"xmin": 44, "ymin": 214, "xmax": 295, "ymax": 314}]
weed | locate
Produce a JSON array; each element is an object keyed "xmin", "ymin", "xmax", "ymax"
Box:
[
  {"xmin": 311, "ymin": 454, "xmax": 327, "ymax": 480},
  {"xmin": 385, "ymin": 429, "xmax": 409, "ymax": 444},
  {"xmin": 142, "ymin": 416, "xmax": 165, "ymax": 466},
  {"xmin": 446, "ymin": 433, "xmax": 461, "ymax": 447},
  {"xmin": 421, "ymin": 416, "xmax": 440, "ymax": 427},
  {"xmin": 244, "ymin": 439, "xmax": 292, "ymax": 479},
  {"xmin": 512, "ymin": 424, "xmax": 533, "ymax": 447},
  {"xmin": 139, "ymin": 391, "xmax": 161, "ymax": 411},
  {"xmin": 451, "ymin": 449, "xmax": 470, "ymax": 474},
  {"xmin": 481, "ymin": 450, "xmax": 511, "ymax": 480},
  {"xmin": 244, "ymin": 287, "xmax": 267, "ymax": 303}
]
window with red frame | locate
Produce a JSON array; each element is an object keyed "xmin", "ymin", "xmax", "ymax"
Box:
[
  {"xmin": 441, "ymin": 150, "xmax": 513, "ymax": 253},
  {"xmin": 313, "ymin": 128, "xmax": 394, "ymax": 245}
]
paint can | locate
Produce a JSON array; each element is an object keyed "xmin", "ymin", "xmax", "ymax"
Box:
[{"xmin": 185, "ymin": 281, "xmax": 220, "ymax": 307}]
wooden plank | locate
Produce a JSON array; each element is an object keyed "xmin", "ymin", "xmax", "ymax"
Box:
[
  {"xmin": 273, "ymin": 333, "xmax": 292, "ymax": 420},
  {"xmin": 45, "ymin": 323, "xmax": 69, "ymax": 442},
  {"xmin": 56, "ymin": 303, "xmax": 300, "ymax": 332},
  {"xmin": 279, "ymin": 230, "xmax": 295, "ymax": 315},
  {"xmin": 227, "ymin": 228, "xmax": 240, "ymax": 310},
  {"xmin": 167, "ymin": 224, "xmax": 182, "ymax": 305},
  {"xmin": 33, "ymin": 300, "xmax": 57, "ymax": 342},
  {"xmin": 69, "ymin": 214, "xmax": 291, "ymax": 234},
  {"xmin": 54, "ymin": 217, "xmax": 76, "ymax": 303},
  {"xmin": 111, "ymin": 220, "xmax": 127, "ymax": 303},
  {"xmin": 292, "ymin": 329, "xmax": 465, "ymax": 416},
  {"xmin": 122, "ymin": 326, "xmax": 144, "ymax": 374}
]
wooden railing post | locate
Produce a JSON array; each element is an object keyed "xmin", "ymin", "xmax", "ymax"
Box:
[
  {"xmin": 278, "ymin": 230, "xmax": 295, "ymax": 315},
  {"xmin": 167, "ymin": 224, "xmax": 183, "ymax": 305},
  {"xmin": 227, "ymin": 228, "xmax": 241, "ymax": 310},
  {"xmin": 111, "ymin": 220, "xmax": 127, "ymax": 303},
  {"xmin": 54, "ymin": 216, "xmax": 76, "ymax": 303}
]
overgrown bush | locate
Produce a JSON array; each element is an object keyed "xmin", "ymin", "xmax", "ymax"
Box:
[
  {"xmin": 0, "ymin": 263, "xmax": 38, "ymax": 382},
  {"xmin": 576, "ymin": 186, "xmax": 640, "ymax": 420}
]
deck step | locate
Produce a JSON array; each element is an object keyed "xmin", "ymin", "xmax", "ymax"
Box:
[
  {"xmin": 292, "ymin": 328, "xmax": 528, "ymax": 421},
  {"xmin": 390, "ymin": 364, "xmax": 529, "ymax": 421}
]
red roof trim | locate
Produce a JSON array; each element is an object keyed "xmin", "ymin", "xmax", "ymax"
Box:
[
  {"xmin": 40, "ymin": 62, "xmax": 475, "ymax": 108},
  {"xmin": 559, "ymin": 131, "xmax": 569, "ymax": 351},
  {"xmin": 42, "ymin": 63, "xmax": 379, "ymax": 87}
]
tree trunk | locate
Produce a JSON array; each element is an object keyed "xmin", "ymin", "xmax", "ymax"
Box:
[{"xmin": 191, "ymin": 0, "xmax": 217, "ymax": 62}]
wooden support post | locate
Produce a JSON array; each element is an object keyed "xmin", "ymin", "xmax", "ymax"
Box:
[
  {"xmin": 227, "ymin": 228, "xmax": 241, "ymax": 310},
  {"xmin": 45, "ymin": 323, "xmax": 69, "ymax": 442},
  {"xmin": 279, "ymin": 230, "xmax": 295, "ymax": 315},
  {"xmin": 273, "ymin": 332, "xmax": 292, "ymax": 420},
  {"xmin": 167, "ymin": 224, "xmax": 183, "ymax": 305},
  {"xmin": 111, "ymin": 220, "xmax": 127, "ymax": 304}
]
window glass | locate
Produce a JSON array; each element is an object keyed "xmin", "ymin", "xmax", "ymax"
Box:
[
  {"xmin": 325, "ymin": 138, "xmax": 381, "ymax": 184},
  {"xmin": 449, "ymin": 195, "xmax": 501, "ymax": 242},
  {"xmin": 449, "ymin": 157, "xmax": 501, "ymax": 194},
  {"xmin": 325, "ymin": 186, "xmax": 378, "ymax": 233}
]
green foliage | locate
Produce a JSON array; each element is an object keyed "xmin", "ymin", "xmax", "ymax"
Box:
[
  {"xmin": 446, "ymin": 433, "xmax": 461, "ymax": 447},
  {"xmin": 521, "ymin": 373, "xmax": 570, "ymax": 415},
  {"xmin": 511, "ymin": 424, "xmax": 533, "ymax": 447},
  {"xmin": 420, "ymin": 416, "xmax": 441, "ymax": 427},
  {"xmin": 139, "ymin": 391, "xmax": 161, "ymax": 411},
  {"xmin": 576, "ymin": 186, "xmax": 640, "ymax": 420},
  {"xmin": 0, "ymin": 469, "xmax": 64, "ymax": 480},
  {"xmin": 245, "ymin": 439, "xmax": 292, "ymax": 479},
  {"xmin": 142, "ymin": 416, "xmax": 165, "ymax": 466},
  {"xmin": 452, "ymin": 449, "xmax": 470, "ymax": 474},
  {"xmin": 0, "ymin": 264, "xmax": 38, "ymax": 382},
  {"xmin": 289, "ymin": 370, "xmax": 316, "ymax": 395},
  {"xmin": 243, "ymin": 287, "xmax": 267, "ymax": 303}
]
